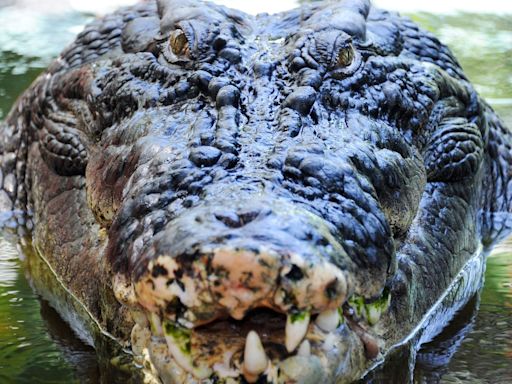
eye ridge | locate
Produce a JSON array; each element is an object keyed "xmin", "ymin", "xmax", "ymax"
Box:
[{"xmin": 169, "ymin": 29, "xmax": 191, "ymax": 57}]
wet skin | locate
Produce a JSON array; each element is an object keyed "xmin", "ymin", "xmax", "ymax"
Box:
[{"xmin": 0, "ymin": 0, "xmax": 511, "ymax": 382}]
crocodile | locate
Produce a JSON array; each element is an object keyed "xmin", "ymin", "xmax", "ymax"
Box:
[{"xmin": 1, "ymin": 0, "xmax": 511, "ymax": 382}]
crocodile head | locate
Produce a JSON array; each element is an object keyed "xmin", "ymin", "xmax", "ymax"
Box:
[{"xmin": 17, "ymin": 0, "xmax": 512, "ymax": 382}]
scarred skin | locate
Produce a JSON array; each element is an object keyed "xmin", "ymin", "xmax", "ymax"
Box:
[{"xmin": 1, "ymin": 0, "xmax": 511, "ymax": 383}]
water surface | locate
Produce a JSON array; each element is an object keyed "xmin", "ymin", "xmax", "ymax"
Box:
[{"xmin": 0, "ymin": 1, "xmax": 511, "ymax": 383}]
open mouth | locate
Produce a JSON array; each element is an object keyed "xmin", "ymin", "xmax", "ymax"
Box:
[
  {"xmin": 118, "ymin": 249, "xmax": 390, "ymax": 383},
  {"xmin": 128, "ymin": 295, "xmax": 388, "ymax": 383}
]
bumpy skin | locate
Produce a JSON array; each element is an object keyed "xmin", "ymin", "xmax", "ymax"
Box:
[{"xmin": 1, "ymin": 0, "xmax": 511, "ymax": 383}]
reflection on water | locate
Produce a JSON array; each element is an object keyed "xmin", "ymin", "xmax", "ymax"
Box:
[
  {"xmin": 0, "ymin": 236, "xmax": 93, "ymax": 384},
  {"xmin": 0, "ymin": 1, "xmax": 511, "ymax": 383},
  {"xmin": 441, "ymin": 251, "xmax": 512, "ymax": 383}
]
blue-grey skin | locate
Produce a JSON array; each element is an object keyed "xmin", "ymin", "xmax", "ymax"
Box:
[{"xmin": 0, "ymin": 0, "xmax": 511, "ymax": 382}]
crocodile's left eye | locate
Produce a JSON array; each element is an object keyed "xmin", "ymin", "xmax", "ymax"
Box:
[
  {"xmin": 336, "ymin": 44, "xmax": 355, "ymax": 67},
  {"xmin": 169, "ymin": 29, "xmax": 190, "ymax": 58}
]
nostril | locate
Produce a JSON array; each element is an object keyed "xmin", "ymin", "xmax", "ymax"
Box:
[
  {"xmin": 285, "ymin": 264, "xmax": 304, "ymax": 281},
  {"xmin": 151, "ymin": 264, "xmax": 168, "ymax": 278},
  {"xmin": 213, "ymin": 35, "xmax": 228, "ymax": 51},
  {"xmin": 238, "ymin": 210, "xmax": 260, "ymax": 226},
  {"xmin": 214, "ymin": 212, "xmax": 242, "ymax": 228},
  {"xmin": 325, "ymin": 278, "xmax": 343, "ymax": 300},
  {"xmin": 214, "ymin": 209, "xmax": 261, "ymax": 228}
]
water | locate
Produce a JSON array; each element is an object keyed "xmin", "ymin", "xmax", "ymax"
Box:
[
  {"xmin": 0, "ymin": 237, "xmax": 98, "ymax": 384},
  {"xmin": 0, "ymin": 1, "xmax": 511, "ymax": 383}
]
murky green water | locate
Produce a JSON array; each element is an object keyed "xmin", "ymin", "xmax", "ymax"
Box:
[{"xmin": 0, "ymin": 1, "xmax": 511, "ymax": 383}]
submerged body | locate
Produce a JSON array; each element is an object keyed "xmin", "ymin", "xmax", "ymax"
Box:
[{"xmin": 0, "ymin": 0, "xmax": 511, "ymax": 382}]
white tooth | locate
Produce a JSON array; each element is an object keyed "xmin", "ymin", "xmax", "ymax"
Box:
[
  {"xmin": 193, "ymin": 365, "xmax": 213, "ymax": 379},
  {"xmin": 163, "ymin": 321, "xmax": 194, "ymax": 373},
  {"xmin": 366, "ymin": 305, "xmax": 382, "ymax": 326},
  {"xmin": 315, "ymin": 308, "xmax": 340, "ymax": 332},
  {"xmin": 244, "ymin": 330, "xmax": 269, "ymax": 375},
  {"xmin": 323, "ymin": 332, "xmax": 337, "ymax": 352},
  {"xmin": 149, "ymin": 312, "xmax": 163, "ymax": 336},
  {"xmin": 165, "ymin": 335, "xmax": 193, "ymax": 373},
  {"xmin": 163, "ymin": 321, "xmax": 213, "ymax": 379},
  {"xmin": 297, "ymin": 340, "xmax": 311, "ymax": 357},
  {"xmin": 213, "ymin": 350, "xmax": 239, "ymax": 378},
  {"xmin": 285, "ymin": 312, "xmax": 310, "ymax": 352}
]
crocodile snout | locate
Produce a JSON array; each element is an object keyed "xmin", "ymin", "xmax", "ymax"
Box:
[
  {"xmin": 125, "ymin": 199, "xmax": 363, "ymax": 380},
  {"xmin": 133, "ymin": 199, "xmax": 351, "ymax": 329}
]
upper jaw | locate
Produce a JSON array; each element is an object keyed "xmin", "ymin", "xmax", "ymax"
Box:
[
  {"xmin": 134, "ymin": 247, "xmax": 349, "ymax": 328},
  {"xmin": 130, "ymin": 201, "xmax": 359, "ymax": 327}
]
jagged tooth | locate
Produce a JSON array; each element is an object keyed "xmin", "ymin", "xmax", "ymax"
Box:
[
  {"xmin": 297, "ymin": 340, "xmax": 311, "ymax": 357},
  {"xmin": 243, "ymin": 331, "xmax": 269, "ymax": 376},
  {"xmin": 163, "ymin": 320, "xmax": 213, "ymax": 379},
  {"xmin": 315, "ymin": 308, "xmax": 340, "ymax": 332},
  {"xmin": 285, "ymin": 312, "xmax": 310, "ymax": 352}
]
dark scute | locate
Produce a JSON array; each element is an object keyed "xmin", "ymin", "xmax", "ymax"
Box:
[
  {"xmin": 208, "ymin": 77, "xmax": 231, "ymax": 99},
  {"xmin": 190, "ymin": 70, "xmax": 213, "ymax": 92},
  {"xmin": 189, "ymin": 146, "xmax": 222, "ymax": 167},
  {"xmin": 216, "ymin": 85, "xmax": 240, "ymax": 108},
  {"xmin": 213, "ymin": 35, "xmax": 228, "ymax": 50},
  {"xmin": 366, "ymin": 20, "xmax": 404, "ymax": 55},
  {"xmin": 290, "ymin": 56, "xmax": 306, "ymax": 72},
  {"xmin": 424, "ymin": 118, "xmax": 484, "ymax": 182},
  {"xmin": 219, "ymin": 47, "xmax": 242, "ymax": 63},
  {"xmin": 40, "ymin": 118, "xmax": 88, "ymax": 177},
  {"xmin": 283, "ymin": 86, "xmax": 317, "ymax": 115},
  {"xmin": 279, "ymin": 108, "xmax": 302, "ymax": 137},
  {"xmin": 297, "ymin": 68, "xmax": 322, "ymax": 89}
]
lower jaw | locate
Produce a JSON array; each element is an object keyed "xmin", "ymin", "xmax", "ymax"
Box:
[{"xmin": 128, "ymin": 308, "xmax": 377, "ymax": 384}]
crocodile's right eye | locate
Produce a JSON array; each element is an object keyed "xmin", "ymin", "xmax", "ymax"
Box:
[
  {"xmin": 169, "ymin": 29, "xmax": 190, "ymax": 58},
  {"xmin": 336, "ymin": 44, "xmax": 355, "ymax": 68}
]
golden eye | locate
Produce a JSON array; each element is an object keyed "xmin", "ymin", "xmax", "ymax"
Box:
[
  {"xmin": 169, "ymin": 29, "xmax": 190, "ymax": 57},
  {"xmin": 337, "ymin": 44, "xmax": 355, "ymax": 67}
]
